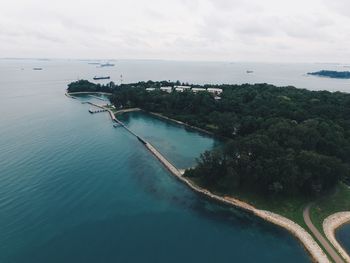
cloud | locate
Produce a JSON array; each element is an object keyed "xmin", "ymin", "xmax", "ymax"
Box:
[
  {"xmin": 0, "ymin": 0, "xmax": 349, "ymax": 62},
  {"xmin": 321, "ymin": 0, "xmax": 350, "ymax": 18}
]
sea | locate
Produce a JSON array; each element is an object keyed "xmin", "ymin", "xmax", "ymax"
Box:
[{"xmin": 1, "ymin": 58, "xmax": 350, "ymax": 262}]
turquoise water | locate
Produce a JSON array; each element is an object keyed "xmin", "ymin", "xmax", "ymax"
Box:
[
  {"xmin": 0, "ymin": 59, "xmax": 324, "ymax": 262},
  {"xmin": 119, "ymin": 111, "xmax": 221, "ymax": 169}
]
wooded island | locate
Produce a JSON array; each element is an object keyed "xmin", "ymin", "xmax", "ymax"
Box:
[
  {"xmin": 308, "ymin": 70, "xmax": 350, "ymax": 79},
  {"xmin": 68, "ymin": 80, "xmax": 350, "ymax": 198},
  {"xmin": 68, "ymin": 79, "xmax": 350, "ymax": 261}
]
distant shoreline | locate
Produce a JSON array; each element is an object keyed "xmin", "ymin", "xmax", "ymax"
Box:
[
  {"xmin": 308, "ymin": 70, "xmax": 350, "ymax": 79},
  {"xmin": 66, "ymin": 91, "xmax": 112, "ymax": 95}
]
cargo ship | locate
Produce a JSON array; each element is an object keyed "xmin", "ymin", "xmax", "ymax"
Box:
[
  {"xmin": 100, "ymin": 63, "xmax": 115, "ymax": 67},
  {"xmin": 93, "ymin": 76, "xmax": 110, "ymax": 80}
]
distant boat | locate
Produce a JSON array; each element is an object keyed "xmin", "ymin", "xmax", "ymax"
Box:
[
  {"xmin": 246, "ymin": 70, "xmax": 254, "ymax": 74},
  {"xmin": 93, "ymin": 76, "xmax": 110, "ymax": 80},
  {"xmin": 100, "ymin": 63, "xmax": 115, "ymax": 67},
  {"xmin": 33, "ymin": 68, "xmax": 43, "ymax": 70}
]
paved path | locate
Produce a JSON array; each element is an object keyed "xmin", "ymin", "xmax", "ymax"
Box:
[{"xmin": 304, "ymin": 204, "xmax": 345, "ymax": 263}]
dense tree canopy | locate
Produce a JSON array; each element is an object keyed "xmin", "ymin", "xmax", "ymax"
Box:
[
  {"xmin": 67, "ymin": 80, "xmax": 113, "ymax": 93},
  {"xmin": 68, "ymin": 80, "xmax": 350, "ymax": 197}
]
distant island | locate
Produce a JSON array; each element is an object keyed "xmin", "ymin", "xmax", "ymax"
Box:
[
  {"xmin": 308, "ymin": 70, "xmax": 350, "ymax": 79},
  {"xmin": 67, "ymin": 80, "xmax": 350, "ymax": 262}
]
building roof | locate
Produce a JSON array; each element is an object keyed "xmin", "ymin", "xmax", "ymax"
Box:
[
  {"xmin": 192, "ymin": 88, "xmax": 206, "ymax": 92},
  {"xmin": 207, "ymin": 88, "xmax": 223, "ymax": 92},
  {"xmin": 175, "ymin": 85, "xmax": 191, "ymax": 89}
]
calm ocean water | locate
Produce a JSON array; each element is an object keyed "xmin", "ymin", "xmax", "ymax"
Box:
[{"xmin": 1, "ymin": 59, "xmax": 349, "ymax": 262}]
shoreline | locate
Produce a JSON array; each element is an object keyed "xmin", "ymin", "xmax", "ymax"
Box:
[
  {"xmin": 66, "ymin": 93, "xmax": 330, "ymax": 262},
  {"xmin": 323, "ymin": 212, "xmax": 350, "ymax": 263}
]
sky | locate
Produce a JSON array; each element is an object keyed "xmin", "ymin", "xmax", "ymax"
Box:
[{"xmin": 0, "ymin": 0, "xmax": 350, "ymax": 62}]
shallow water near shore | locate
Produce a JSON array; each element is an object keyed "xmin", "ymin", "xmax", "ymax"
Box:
[
  {"xmin": 0, "ymin": 59, "xmax": 337, "ymax": 263},
  {"xmin": 119, "ymin": 111, "xmax": 221, "ymax": 169}
]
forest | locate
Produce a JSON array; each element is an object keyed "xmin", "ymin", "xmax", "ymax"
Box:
[
  {"xmin": 67, "ymin": 80, "xmax": 113, "ymax": 93},
  {"xmin": 68, "ymin": 80, "xmax": 350, "ymax": 197}
]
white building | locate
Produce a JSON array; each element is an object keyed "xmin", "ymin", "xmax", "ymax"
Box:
[
  {"xmin": 207, "ymin": 88, "xmax": 223, "ymax": 95},
  {"xmin": 175, "ymin": 87, "xmax": 185, "ymax": 92},
  {"xmin": 192, "ymin": 88, "xmax": 206, "ymax": 93},
  {"xmin": 146, "ymin": 88, "xmax": 156, "ymax": 92},
  {"xmin": 160, "ymin": 86, "xmax": 172, "ymax": 93},
  {"xmin": 174, "ymin": 85, "xmax": 191, "ymax": 90}
]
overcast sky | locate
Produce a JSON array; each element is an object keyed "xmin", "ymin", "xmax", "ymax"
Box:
[{"xmin": 1, "ymin": 0, "xmax": 350, "ymax": 62}]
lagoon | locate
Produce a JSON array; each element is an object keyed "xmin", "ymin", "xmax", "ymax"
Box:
[{"xmin": 119, "ymin": 111, "xmax": 221, "ymax": 169}]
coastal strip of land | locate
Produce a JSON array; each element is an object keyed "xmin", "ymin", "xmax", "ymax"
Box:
[
  {"xmin": 323, "ymin": 212, "xmax": 350, "ymax": 263},
  {"xmin": 304, "ymin": 205, "xmax": 346, "ymax": 263},
  {"xmin": 66, "ymin": 93, "xmax": 330, "ymax": 263}
]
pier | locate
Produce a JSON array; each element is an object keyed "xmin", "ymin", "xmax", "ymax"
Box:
[
  {"xmin": 65, "ymin": 93, "xmax": 77, "ymax": 99},
  {"xmin": 89, "ymin": 108, "xmax": 107, "ymax": 114}
]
